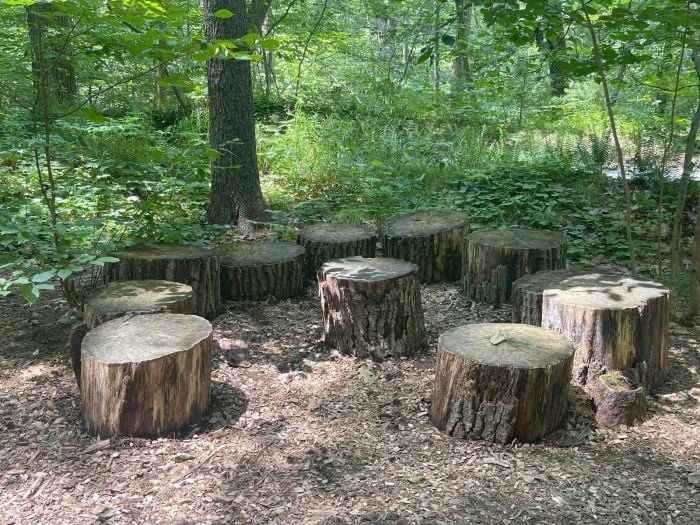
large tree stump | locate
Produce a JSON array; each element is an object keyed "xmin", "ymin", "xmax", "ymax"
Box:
[
  {"xmin": 319, "ymin": 256, "xmax": 425, "ymax": 359},
  {"xmin": 462, "ymin": 229, "xmax": 565, "ymax": 304},
  {"xmin": 430, "ymin": 323, "xmax": 574, "ymax": 444},
  {"xmin": 103, "ymin": 244, "xmax": 220, "ymax": 320},
  {"xmin": 81, "ymin": 313, "xmax": 212, "ymax": 438},
  {"xmin": 297, "ymin": 223, "xmax": 377, "ymax": 279},
  {"xmin": 512, "ymin": 268, "xmax": 669, "ymax": 389},
  {"xmin": 381, "ymin": 209, "xmax": 469, "ymax": 283},
  {"xmin": 219, "ymin": 241, "xmax": 305, "ymax": 300}
]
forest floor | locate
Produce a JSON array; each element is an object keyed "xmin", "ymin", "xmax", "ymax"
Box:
[{"xmin": 0, "ymin": 281, "xmax": 698, "ymax": 525}]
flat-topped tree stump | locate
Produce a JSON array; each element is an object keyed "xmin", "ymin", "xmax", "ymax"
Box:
[
  {"xmin": 382, "ymin": 209, "xmax": 469, "ymax": 283},
  {"xmin": 319, "ymin": 256, "xmax": 424, "ymax": 359},
  {"xmin": 103, "ymin": 244, "xmax": 220, "ymax": 320},
  {"xmin": 430, "ymin": 323, "xmax": 574, "ymax": 444},
  {"xmin": 589, "ymin": 373, "xmax": 647, "ymax": 428},
  {"xmin": 70, "ymin": 280, "xmax": 195, "ymax": 388},
  {"xmin": 219, "ymin": 241, "xmax": 305, "ymax": 301},
  {"xmin": 512, "ymin": 268, "xmax": 669, "ymax": 390},
  {"xmin": 81, "ymin": 313, "xmax": 212, "ymax": 438},
  {"xmin": 297, "ymin": 223, "xmax": 376, "ymax": 279},
  {"xmin": 463, "ymin": 229, "xmax": 565, "ymax": 304}
]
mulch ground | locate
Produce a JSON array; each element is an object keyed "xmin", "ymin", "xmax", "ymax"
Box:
[{"xmin": 0, "ymin": 281, "xmax": 698, "ymax": 525}]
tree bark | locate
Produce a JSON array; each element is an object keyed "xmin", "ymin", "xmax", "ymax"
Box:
[
  {"xmin": 451, "ymin": 0, "xmax": 471, "ymax": 92},
  {"xmin": 430, "ymin": 323, "xmax": 573, "ymax": 444},
  {"xmin": 297, "ymin": 223, "xmax": 377, "ymax": 279},
  {"xmin": 204, "ymin": 0, "xmax": 270, "ymax": 228},
  {"xmin": 81, "ymin": 314, "xmax": 212, "ymax": 438}
]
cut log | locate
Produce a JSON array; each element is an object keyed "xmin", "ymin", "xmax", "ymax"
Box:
[
  {"xmin": 381, "ymin": 209, "xmax": 469, "ymax": 283},
  {"xmin": 103, "ymin": 244, "xmax": 220, "ymax": 320},
  {"xmin": 84, "ymin": 280, "xmax": 194, "ymax": 329},
  {"xmin": 81, "ymin": 313, "xmax": 212, "ymax": 438},
  {"xmin": 319, "ymin": 256, "xmax": 425, "ymax": 359},
  {"xmin": 588, "ymin": 372, "xmax": 646, "ymax": 428},
  {"xmin": 69, "ymin": 322, "xmax": 89, "ymax": 387},
  {"xmin": 512, "ymin": 268, "xmax": 669, "ymax": 389},
  {"xmin": 297, "ymin": 223, "xmax": 377, "ymax": 279},
  {"xmin": 462, "ymin": 229, "xmax": 565, "ymax": 304},
  {"xmin": 430, "ymin": 323, "xmax": 574, "ymax": 444},
  {"xmin": 219, "ymin": 241, "xmax": 305, "ymax": 301}
]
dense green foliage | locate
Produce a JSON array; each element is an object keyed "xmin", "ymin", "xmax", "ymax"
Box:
[{"xmin": 1, "ymin": 0, "xmax": 699, "ymax": 306}]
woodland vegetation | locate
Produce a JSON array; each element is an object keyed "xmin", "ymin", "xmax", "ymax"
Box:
[{"xmin": 1, "ymin": 0, "xmax": 699, "ymax": 318}]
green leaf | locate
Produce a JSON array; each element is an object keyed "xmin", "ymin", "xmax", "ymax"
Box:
[
  {"xmin": 21, "ymin": 283, "xmax": 39, "ymax": 304},
  {"xmin": 57, "ymin": 268, "xmax": 73, "ymax": 280},
  {"xmin": 32, "ymin": 270, "xmax": 56, "ymax": 283},
  {"xmin": 408, "ymin": 475, "xmax": 426, "ymax": 484},
  {"xmin": 91, "ymin": 256, "xmax": 120, "ymax": 266},
  {"xmin": 490, "ymin": 332, "xmax": 506, "ymax": 345},
  {"xmin": 213, "ymin": 9, "xmax": 234, "ymax": 19},
  {"xmin": 358, "ymin": 366, "xmax": 373, "ymax": 383}
]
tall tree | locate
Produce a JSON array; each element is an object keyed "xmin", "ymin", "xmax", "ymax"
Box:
[
  {"xmin": 204, "ymin": 0, "xmax": 271, "ymax": 228},
  {"xmin": 451, "ymin": 0, "xmax": 471, "ymax": 91}
]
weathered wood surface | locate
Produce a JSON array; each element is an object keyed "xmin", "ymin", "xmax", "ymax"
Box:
[
  {"xmin": 588, "ymin": 373, "xmax": 646, "ymax": 428},
  {"xmin": 84, "ymin": 280, "xmax": 194, "ymax": 329},
  {"xmin": 297, "ymin": 223, "xmax": 376, "ymax": 279},
  {"xmin": 219, "ymin": 241, "xmax": 305, "ymax": 300},
  {"xmin": 103, "ymin": 244, "xmax": 220, "ymax": 320},
  {"xmin": 319, "ymin": 256, "xmax": 425, "ymax": 359},
  {"xmin": 430, "ymin": 323, "xmax": 573, "ymax": 444},
  {"xmin": 512, "ymin": 269, "xmax": 669, "ymax": 389},
  {"xmin": 81, "ymin": 313, "xmax": 212, "ymax": 438},
  {"xmin": 382, "ymin": 209, "xmax": 469, "ymax": 283},
  {"xmin": 462, "ymin": 229, "xmax": 565, "ymax": 304}
]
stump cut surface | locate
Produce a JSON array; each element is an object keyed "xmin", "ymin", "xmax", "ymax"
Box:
[
  {"xmin": 382, "ymin": 209, "xmax": 469, "ymax": 283},
  {"xmin": 81, "ymin": 313, "xmax": 212, "ymax": 437},
  {"xmin": 431, "ymin": 323, "xmax": 573, "ymax": 444},
  {"xmin": 297, "ymin": 223, "xmax": 376, "ymax": 278},
  {"xmin": 463, "ymin": 229, "xmax": 565, "ymax": 304},
  {"xmin": 219, "ymin": 241, "xmax": 305, "ymax": 301}
]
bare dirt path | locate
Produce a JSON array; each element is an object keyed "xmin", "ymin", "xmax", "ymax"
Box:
[{"xmin": 0, "ymin": 283, "xmax": 698, "ymax": 525}]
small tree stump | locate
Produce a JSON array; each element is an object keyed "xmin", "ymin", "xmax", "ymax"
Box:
[
  {"xmin": 589, "ymin": 373, "xmax": 646, "ymax": 428},
  {"xmin": 319, "ymin": 256, "xmax": 425, "ymax": 359},
  {"xmin": 81, "ymin": 313, "xmax": 212, "ymax": 437},
  {"xmin": 297, "ymin": 223, "xmax": 377, "ymax": 279},
  {"xmin": 512, "ymin": 269, "xmax": 669, "ymax": 389},
  {"xmin": 462, "ymin": 229, "xmax": 565, "ymax": 304},
  {"xmin": 104, "ymin": 244, "xmax": 220, "ymax": 320},
  {"xmin": 430, "ymin": 323, "xmax": 574, "ymax": 444},
  {"xmin": 381, "ymin": 209, "xmax": 469, "ymax": 283},
  {"xmin": 219, "ymin": 241, "xmax": 305, "ymax": 301}
]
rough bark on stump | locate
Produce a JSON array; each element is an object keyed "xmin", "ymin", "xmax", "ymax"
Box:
[
  {"xmin": 382, "ymin": 209, "xmax": 469, "ymax": 283},
  {"xmin": 84, "ymin": 280, "xmax": 194, "ymax": 329},
  {"xmin": 430, "ymin": 323, "xmax": 573, "ymax": 444},
  {"xmin": 462, "ymin": 229, "xmax": 565, "ymax": 304},
  {"xmin": 319, "ymin": 256, "xmax": 425, "ymax": 359},
  {"xmin": 297, "ymin": 223, "xmax": 377, "ymax": 279},
  {"xmin": 219, "ymin": 241, "xmax": 305, "ymax": 300},
  {"xmin": 69, "ymin": 322, "xmax": 89, "ymax": 387},
  {"xmin": 514, "ymin": 269, "xmax": 669, "ymax": 389},
  {"xmin": 81, "ymin": 313, "xmax": 212, "ymax": 438},
  {"xmin": 104, "ymin": 244, "xmax": 220, "ymax": 320},
  {"xmin": 589, "ymin": 373, "xmax": 646, "ymax": 428}
]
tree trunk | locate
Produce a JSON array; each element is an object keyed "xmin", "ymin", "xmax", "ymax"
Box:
[
  {"xmin": 535, "ymin": 2, "xmax": 567, "ymax": 97},
  {"xmin": 432, "ymin": 1, "xmax": 441, "ymax": 91},
  {"xmin": 204, "ymin": 0, "xmax": 268, "ymax": 228},
  {"xmin": 297, "ymin": 223, "xmax": 377, "ymax": 279},
  {"xmin": 430, "ymin": 323, "xmax": 573, "ymax": 444},
  {"xmin": 81, "ymin": 314, "xmax": 212, "ymax": 438},
  {"xmin": 451, "ymin": 0, "xmax": 471, "ymax": 92},
  {"xmin": 319, "ymin": 257, "xmax": 425, "ymax": 359}
]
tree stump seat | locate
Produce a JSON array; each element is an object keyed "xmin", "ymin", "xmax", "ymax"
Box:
[
  {"xmin": 462, "ymin": 229, "xmax": 566, "ymax": 304},
  {"xmin": 511, "ymin": 268, "xmax": 669, "ymax": 390},
  {"xmin": 81, "ymin": 313, "xmax": 212, "ymax": 438},
  {"xmin": 319, "ymin": 256, "xmax": 425, "ymax": 359},
  {"xmin": 297, "ymin": 223, "xmax": 376, "ymax": 279},
  {"xmin": 219, "ymin": 241, "xmax": 305, "ymax": 301},
  {"xmin": 104, "ymin": 244, "xmax": 220, "ymax": 320},
  {"xmin": 382, "ymin": 209, "xmax": 469, "ymax": 283},
  {"xmin": 70, "ymin": 280, "xmax": 195, "ymax": 387},
  {"xmin": 430, "ymin": 323, "xmax": 574, "ymax": 444}
]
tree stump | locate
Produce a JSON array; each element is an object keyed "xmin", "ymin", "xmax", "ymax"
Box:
[
  {"xmin": 319, "ymin": 256, "xmax": 425, "ymax": 359},
  {"xmin": 381, "ymin": 209, "xmax": 469, "ymax": 283},
  {"xmin": 512, "ymin": 268, "xmax": 669, "ymax": 389},
  {"xmin": 297, "ymin": 223, "xmax": 377, "ymax": 279},
  {"xmin": 430, "ymin": 323, "xmax": 574, "ymax": 444},
  {"xmin": 81, "ymin": 313, "xmax": 212, "ymax": 438},
  {"xmin": 103, "ymin": 244, "xmax": 220, "ymax": 320},
  {"xmin": 588, "ymin": 373, "xmax": 646, "ymax": 428},
  {"xmin": 462, "ymin": 229, "xmax": 565, "ymax": 304},
  {"xmin": 219, "ymin": 241, "xmax": 305, "ymax": 300}
]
